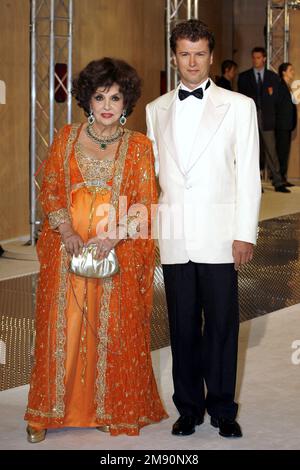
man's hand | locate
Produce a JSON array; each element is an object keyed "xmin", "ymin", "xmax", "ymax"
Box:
[{"xmin": 232, "ymin": 240, "xmax": 254, "ymax": 271}]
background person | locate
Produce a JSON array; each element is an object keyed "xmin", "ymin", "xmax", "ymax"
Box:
[
  {"xmin": 216, "ymin": 59, "xmax": 237, "ymax": 91},
  {"xmin": 276, "ymin": 62, "xmax": 298, "ymax": 187},
  {"xmin": 238, "ymin": 47, "xmax": 289, "ymax": 193}
]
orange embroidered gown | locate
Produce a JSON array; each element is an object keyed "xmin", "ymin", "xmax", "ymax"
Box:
[{"xmin": 25, "ymin": 124, "xmax": 168, "ymax": 435}]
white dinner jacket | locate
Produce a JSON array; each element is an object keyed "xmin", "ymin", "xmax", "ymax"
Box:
[{"xmin": 146, "ymin": 81, "xmax": 261, "ymax": 264}]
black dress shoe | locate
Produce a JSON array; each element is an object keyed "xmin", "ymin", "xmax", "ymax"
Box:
[
  {"xmin": 285, "ymin": 181, "xmax": 295, "ymax": 187},
  {"xmin": 275, "ymin": 185, "xmax": 290, "ymax": 193},
  {"xmin": 211, "ymin": 417, "xmax": 242, "ymax": 438},
  {"xmin": 172, "ymin": 415, "xmax": 203, "ymax": 436}
]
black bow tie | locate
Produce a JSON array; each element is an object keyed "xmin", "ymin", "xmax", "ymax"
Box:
[{"xmin": 178, "ymin": 80, "xmax": 211, "ymax": 101}]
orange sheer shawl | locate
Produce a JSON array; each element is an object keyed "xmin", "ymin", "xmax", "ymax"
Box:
[{"xmin": 24, "ymin": 124, "xmax": 168, "ymax": 435}]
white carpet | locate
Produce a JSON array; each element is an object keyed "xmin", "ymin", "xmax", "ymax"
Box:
[{"xmin": 0, "ymin": 304, "xmax": 300, "ymax": 450}]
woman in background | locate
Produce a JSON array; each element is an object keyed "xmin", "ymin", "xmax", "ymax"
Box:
[{"xmin": 276, "ymin": 62, "xmax": 297, "ymax": 187}]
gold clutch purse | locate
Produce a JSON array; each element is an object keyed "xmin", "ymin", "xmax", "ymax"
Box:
[{"xmin": 69, "ymin": 244, "xmax": 119, "ymax": 279}]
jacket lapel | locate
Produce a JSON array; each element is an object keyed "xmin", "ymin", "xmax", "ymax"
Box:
[
  {"xmin": 157, "ymin": 86, "xmax": 186, "ymax": 176},
  {"xmin": 250, "ymin": 69, "xmax": 257, "ymax": 93},
  {"xmin": 186, "ymin": 82, "xmax": 230, "ymax": 174}
]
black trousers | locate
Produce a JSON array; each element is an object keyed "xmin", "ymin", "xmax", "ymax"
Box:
[
  {"xmin": 259, "ymin": 129, "xmax": 283, "ymax": 187},
  {"xmin": 276, "ymin": 129, "xmax": 292, "ymax": 181},
  {"xmin": 162, "ymin": 262, "xmax": 239, "ymax": 420}
]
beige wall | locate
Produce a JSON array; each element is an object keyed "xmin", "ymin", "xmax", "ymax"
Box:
[
  {"xmin": 72, "ymin": 0, "xmax": 165, "ymax": 133},
  {"xmin": 233, "ymin": 0, "xmax": 267, "ymax": 73},
  {"xmin": 198, "ymin": 0, "xmax": 233, "ymax": 79},
  {"xmin": 288, "ymin": 10, "xmax": 300, "ymax": 178},
  {"xmin": 0, "ymin": 0, "xmax": 30, "ymax": 241}
]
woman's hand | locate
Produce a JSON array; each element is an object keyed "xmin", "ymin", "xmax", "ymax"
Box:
[
  {"xmin": 86, "ymin": 234, "xmax": 118, "ymax": 260},
  {"xmin": 59, "ymin": 222, "xmax": 84, "ymax": 256}
]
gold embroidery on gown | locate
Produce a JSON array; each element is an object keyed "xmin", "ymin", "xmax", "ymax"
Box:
[{"xmin": 25, "ymin": 125, "xmax": 168, "ymax": 435}]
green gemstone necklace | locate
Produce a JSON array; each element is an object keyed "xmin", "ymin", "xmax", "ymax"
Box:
[{"xmin": 86, "ymin": 124, "xmax": 123, "ymax": 151}]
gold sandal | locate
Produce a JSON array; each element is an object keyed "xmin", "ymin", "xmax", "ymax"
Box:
[
  {"xmin": 96, "ymin": 425, "xmax": 110, "ymax": 433},
  {"xmin": 26, "ymin": 425, "xmax": 47, "ymax": 443}
]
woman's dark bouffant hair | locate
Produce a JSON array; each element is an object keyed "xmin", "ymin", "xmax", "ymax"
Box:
[
  {"xmin": 72, "ymin": 57, "xmax": 142, "ymax": 117},
  {"xmin": 170, "ymin": 19, "xmax": 215, "ymax": 54},
  {"xmin": 278, "ymin": 62, "xmax": 291, "ymax": 79}
]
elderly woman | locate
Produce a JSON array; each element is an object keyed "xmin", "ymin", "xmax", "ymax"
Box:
[{"xmin": 25, "ymin": 57, "xmax": 167, "ymax": 442}]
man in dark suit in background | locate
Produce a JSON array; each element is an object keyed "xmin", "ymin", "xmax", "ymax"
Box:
[
  {"xmin": 276, "ymin": 62, "xmax": 298, "ymax": 187},
  {"xmin": 216, "ymin": 60, "xmax": 237, "ymax": 91},
  {"xmin": 238, "ymin": 47, "xmax": 290, "ymax": 193}
]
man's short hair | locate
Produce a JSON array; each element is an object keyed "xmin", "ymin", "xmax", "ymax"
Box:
[
  {"xmin": 221, "ymin": 59, "xmax": 237, "ymax": 75},
  {"xmin": 251, "ymin": 47, "xmax": 267, "ymax": 57},
  {"xmin": 170, "ymin": 19, "xmax": 215, "ymax": 54}
]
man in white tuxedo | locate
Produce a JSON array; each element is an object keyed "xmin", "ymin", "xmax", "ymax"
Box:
[{"xmin": 146, "ymin": 20, "xmax": 261, "ymax": 438}]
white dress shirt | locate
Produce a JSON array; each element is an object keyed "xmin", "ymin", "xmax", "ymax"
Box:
[
  {"xmin": 174, "ymin": 78, "xmax": 210, "ymax": 173},
  {"xmin": 253, "ymin": 67, "xmax": 265, "ymax": 83}
]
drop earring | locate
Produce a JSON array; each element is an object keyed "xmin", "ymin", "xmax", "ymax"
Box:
[
  {"xmin": 88, "ymin": 110, "xmax": 95, "ymax": 125},
  {"xmin": 119, "ymin": 110, "xmax": 127, "ymax": 126}
]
